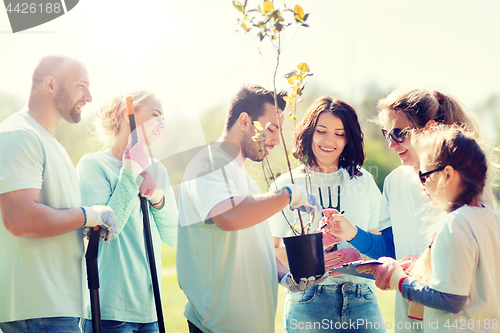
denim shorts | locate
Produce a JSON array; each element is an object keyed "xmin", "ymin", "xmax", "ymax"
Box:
[
  {"xmin": 283, "ymin": 283, "xmax": 387, "ymax": 333},
  {"xmin": 81, "ymin": 319, "xmax": 158, "ymax": 333},
  {"xmin": 0, "ymin": 317, "xmax": 81, "ymax": 333}
]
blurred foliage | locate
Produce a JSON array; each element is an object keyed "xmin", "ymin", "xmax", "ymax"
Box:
[{"xmin": 0, "ymin": 92, "xmax": 23, "ymax": 121}]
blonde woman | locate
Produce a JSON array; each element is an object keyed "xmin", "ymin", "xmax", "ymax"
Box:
[{"xmin": 77, "ymin": 90, "xmax": 177, "ymax": 333}]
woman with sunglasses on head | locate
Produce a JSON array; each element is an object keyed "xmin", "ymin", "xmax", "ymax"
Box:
[
  {"xmin": 324, "ymin": 88, "xmax": 496, "ymax": 332},
  {"xmin": 356, "ymin": 125, "xmax": 500, "ymax": 332},
  {"xmin": 269, "ymin": 97, "xmax": 386, "ymax": 333},
  {"xmin": 76, "ymin": 90, "xmax": 177, "ymax": 333}
]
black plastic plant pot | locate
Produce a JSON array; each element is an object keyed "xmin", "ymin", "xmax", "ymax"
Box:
[{"xmin": 283, "ymin": 232, "xmax": 325, "ymax": 280}]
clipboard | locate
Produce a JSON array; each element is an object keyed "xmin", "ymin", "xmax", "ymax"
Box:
[{"xmin": 329, "ymin": 260, "xmax": 382, "ymax": 280}]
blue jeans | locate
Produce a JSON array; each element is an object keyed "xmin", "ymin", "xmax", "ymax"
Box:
[
  {"xmin": 0, "ymin": 317, "xmax": 81, "ymax": 333},
  {"xmin": 81, "ymin": 319, "xmax": 158, "ymax": 333},
  {"xmin": 283, "ymin": 283, "xmax": 387, "ymax": 333}
]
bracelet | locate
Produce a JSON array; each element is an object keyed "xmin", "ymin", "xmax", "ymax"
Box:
[
  {"xmin": 283, "ymin": 186, "xmax": 292, "ymax": 204},
  {"xmin": 152, "ymin": 196, "xmax": 164, "ymax": 206},
  {"xmin": 279, "ymin": 272, "xmax": 289, "ymax": 284},
  {"xmin": 80, "ymin": 207, "xmax": 87, "ymax": 227},
  {"xmin": 398, "ymin": 276, "xmax": 407, "ymax": 293}
]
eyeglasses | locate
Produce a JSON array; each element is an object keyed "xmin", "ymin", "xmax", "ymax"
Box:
[
  {"xmin": 418, "ymin": 166, "xmax": 445, "ymax": 185},
  {"xmin": 381, "ymin": 128, "xmax": 409, "ymax": 143}
]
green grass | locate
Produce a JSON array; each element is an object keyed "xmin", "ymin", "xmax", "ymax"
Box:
[{"xmin": 161, "ymin": 245, "xmax": 396, "ymax": 333}]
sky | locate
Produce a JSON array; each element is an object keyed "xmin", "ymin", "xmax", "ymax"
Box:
[{"xmin": 1, "ymin": 0, "xmax": 499, "ymax": 145}]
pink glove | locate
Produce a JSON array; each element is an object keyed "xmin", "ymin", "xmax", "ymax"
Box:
[
  {"xmin": 398, "ymin": 255, "xmax": 419, "ymax": 275},
  {"xmin": 325, "ymin": 248, "xmax": 361, "ymax": 277},
  {"xmin": 122, "ymin": 141, "xmax": 150, "ymax": 177},
  {"xmin": 139, "ymin": 170, "xmax": 164, "ymax": 207},
  {"xmin": 323, "ymin": 231, "xmax": 341, "ymax": 251},
  {"xmin": 357, "ymin": 257, "xmax": 408, "ymax": 291}
]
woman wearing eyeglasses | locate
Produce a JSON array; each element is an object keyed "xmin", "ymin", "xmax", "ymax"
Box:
[
  {"xmin": 355, "ymin": 125, "xmax": 500, "ymax": 332},
  {"xmin": 324, "ymin": 88, "xmax": 496, "ymax": 333}
]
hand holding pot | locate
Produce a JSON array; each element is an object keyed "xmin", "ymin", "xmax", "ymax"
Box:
[
  {"xmin": 279, "ymin": 271, "xmax": 328, "ymax": 293},
  {"xmin": 322, "ymin": 208, "xmax": 358, "ymax": 241}
]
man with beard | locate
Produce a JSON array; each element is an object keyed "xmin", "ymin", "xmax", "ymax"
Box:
[
  {"xmin": 0, "ymin": 55, "xmax": 117, "ymax": 332},
  {"xmin": 177, "ymin": 86, "xmax": 327, "ymax": 333}
]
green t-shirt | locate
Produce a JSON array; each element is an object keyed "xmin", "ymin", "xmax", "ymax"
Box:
[
  {"xmin": 0, "ymin": 112, "xmax": 86, "ymax": 322},
  {"xmin": 76, "ymin": 151, "xmax": 167, "ymax": 322}
]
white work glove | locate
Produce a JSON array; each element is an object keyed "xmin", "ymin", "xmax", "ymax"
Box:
[
  {"xmin": 122, "ymin": 141, "xmax": 150, "ymax": 178},
  {"xmin": 138, "ymin": 170, "xmax": 165, "ymax": 208},
  {"xmin": 283, "ymin": 185, "xmax": 323, "ymax": 232},
  {"xmin": 279, "ymin": 271, "xmax": 328, "ymax": 293},
  {"xmin": 81, "ymin": 205, "xmax": 117, "ymax": 242}
]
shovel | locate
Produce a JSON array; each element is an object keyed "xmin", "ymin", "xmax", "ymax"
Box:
[
  {"xmin": 126, "ymin": 96, "xmax": 166, "ymax": 333},
  {"xmin": 85, "ymin": 226, "xmax": 102, "ymax": 333}
]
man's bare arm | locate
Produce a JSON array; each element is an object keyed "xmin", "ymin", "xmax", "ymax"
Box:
[
  {"xmin": 0, "ymin": 188, "xmax": 85, "ymax": 238},
  {"xmin": 209, "ymin": 189, "xmax": 289, "ymax": 231}
]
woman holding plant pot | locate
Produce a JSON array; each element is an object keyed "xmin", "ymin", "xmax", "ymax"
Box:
[
  {"xmin": 269, "ymin": 97, "xmax": 386, "ymax": 333},
  {"xmin": 325, "ymin": 88, "xmax": 496, "ymax": 332},
  {"xmin": 76, "ymin": 90, "xmax": 178, "ymax": 333}
]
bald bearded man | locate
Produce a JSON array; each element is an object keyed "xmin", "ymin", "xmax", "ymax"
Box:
[{"xmin": 0, "ymin": 55, "xmax": 117, "ymax": 333}]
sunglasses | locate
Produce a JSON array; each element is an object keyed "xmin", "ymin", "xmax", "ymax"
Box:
[
  {"xmin": 381, "ymin": 128, "xmax": 409, "ymax": 143},
  {"xmin": 418, "ymin": 166, "xmax": 445, "ymax": 185}
]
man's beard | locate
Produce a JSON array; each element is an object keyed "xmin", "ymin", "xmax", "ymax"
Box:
[
  {"xmin": 54, "ymin": 85, "xmax": 81, "ymax": 123},
  {"xmin": 241, "ymin": 130, "xmax": 265, "ymax": 162}
]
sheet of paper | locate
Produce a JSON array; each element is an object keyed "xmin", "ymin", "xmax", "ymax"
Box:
[{"xmin": 329, "ymin": 260, "xmax": 382, "ymax": 280}]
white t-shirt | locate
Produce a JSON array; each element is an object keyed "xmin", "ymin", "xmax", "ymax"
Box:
[
  {"xmin": 269, "ymin": 165, "xmax": 380, "ymax": 287},
  {"xmin": 176, "ymin": 144, "xmax": 278, "ymax": 333},
  {"xmin": 424, "ymin": 205, "xmax": 500, "ymax": 332},
  {"xmin": 379, "ymin": 165, "xmax": 435, "ymax": 260},
  {"xmin": 0, "ymin": 112, "xmax": 86, "ymax": 322},
  {"xmin": 379, "ymin": 165, "xmax": 497, "ymax": 332}
]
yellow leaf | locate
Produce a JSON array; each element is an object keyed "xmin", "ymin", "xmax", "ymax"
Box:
[
  {"xmin": 252, "ymin": 133, "xmax": 262, "ymax": 141},
  {"xmin": 298, "ymin": 62, "xmax": 309, "ymax": 73},
  {"xmin": 287, "ymin": 76, "xmax": 296, "ymax": 85},
  {"xmin": 253, "ymin": 121, "xmax": 264, "ymax": 130},
  {"xmin": 241, "ymin": 22, "xmax": 250, "ymax": 32},
  {"xmin": 293, "ymin": 5, "xmax": 305, "ymax": 21},
  {"xmin": 233, "ymin": 1, "xmax": 245, "ymax": 13},
  {"xmin": 263, "ymin": 0, "xmax": 273, "ymax": 14}
]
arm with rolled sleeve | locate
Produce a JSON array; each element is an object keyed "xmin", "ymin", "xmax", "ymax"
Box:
[
  {"xmin": 77, "ymin": 156, "xmax": 139, "ymax": 238},
  {"xmin": 150, "ymin": 179, "xmax": 177, "ymax": 247}
]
